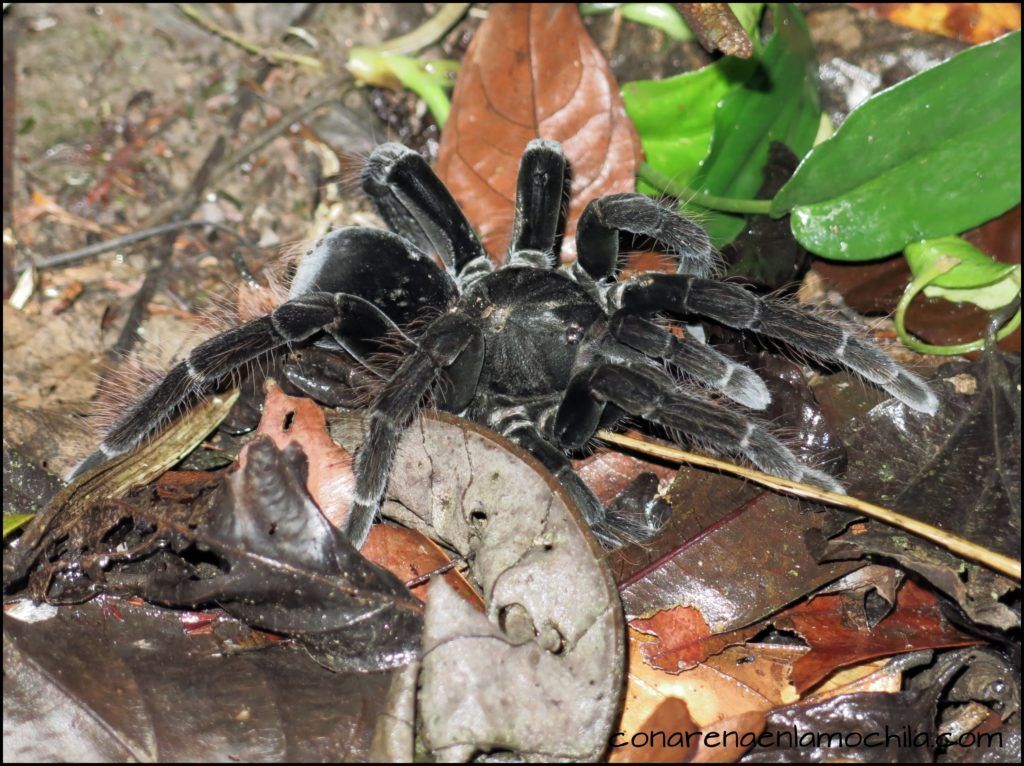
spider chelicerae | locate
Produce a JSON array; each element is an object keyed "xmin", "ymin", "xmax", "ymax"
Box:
[{"xmin": 71, "ymin": 139, "xmax": 938, "ymax": 547}]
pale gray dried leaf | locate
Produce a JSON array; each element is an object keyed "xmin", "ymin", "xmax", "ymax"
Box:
[{"xmin": 330, "ymin": 411, "xmax": 624, "ymax": 762}]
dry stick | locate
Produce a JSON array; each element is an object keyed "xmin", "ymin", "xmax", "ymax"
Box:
[
  {"xmin": 676, "ymin": 3, "xmax": 753, "ymax": 58},
  {"xmin": 33, "ymin": 220, "xmax": 263, "ymax": 281},
  {"xmin": 359, "ymin": 3, "xmax": 471, "ymax": 56},
  {"xmin": 596, "ymin": 429, "xmax": 1022, "ymax": 581},
  {"xmin": 176, "ymin": 3, "xmax": 323, "ymax": 70},
  {"xmin": 404, "ymin": 551, "xmax": 476, "ymax": 590}
]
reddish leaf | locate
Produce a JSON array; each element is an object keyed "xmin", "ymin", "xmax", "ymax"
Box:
[
  {"xmin": 361, "ymin": 522, "xmax": 483, "ymax": 610},
  {"xmin": 630, "ymin": 605, "xmax": 759, "ymax": 673},
  {"xmin": 254, "ymin": 380, "xmax": 354, "ymax": 528},
  {"xmin": 437, "ymin": 3, "xmax": 641, "ymax": 261},
  {"xmin": 777, "ymin": 579, "xmax": 978, "ymax": 693},
  {"xmin": 573, "ymin": 444, "xmax": 677, "ymax": 506},
  {"xmin": 255, "ymin": 382, "xmax": 481, "ymax": 608}
]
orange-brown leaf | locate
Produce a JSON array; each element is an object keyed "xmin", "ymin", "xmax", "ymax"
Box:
[
  {"xmin": 254, "ymin": 380, "xmax": 354, "ymax": 528},
  {"xmin": 437, "ymin": 3, "xmax": 640, "ymax": 262},
  {"xmin": 630, "ymin": 605, "xmax": 759, "ymax": 673}
]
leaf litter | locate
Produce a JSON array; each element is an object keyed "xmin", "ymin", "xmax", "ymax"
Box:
[{"xmin": 3, "ymin": 2, "xmax": 1022, "ymax": 763}]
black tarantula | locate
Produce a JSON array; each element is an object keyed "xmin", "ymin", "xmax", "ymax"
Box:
[{"xmin": 71, "ymin": 140, "xmax": 938, "ymax": 547}]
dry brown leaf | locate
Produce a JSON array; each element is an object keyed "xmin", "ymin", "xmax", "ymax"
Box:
[
  {"xmin": 630, "ymin": 605, "xmax": 759, "ymax": 673},
  {"xmin": 850, "ymin": 3, "xmax": 1021, "ymax": 44},
  {"xmin": 437, "ymin": 3, "xmax": 640, "ymax": 261},
  {"xmin": 620, "ymin": 630, "xmax": 797, "ymax": 739},
  {"xmin": 254, "ymin": 380, "xmax": 354, "ymax": 527},
  {"xmin": 255, "ymin": 382, "xmax": 481, "ymax": 607}
]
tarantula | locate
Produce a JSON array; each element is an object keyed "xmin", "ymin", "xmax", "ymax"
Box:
[{"xmin": 71, "ymin": 139, "xmax": 938, "ymax": 547}]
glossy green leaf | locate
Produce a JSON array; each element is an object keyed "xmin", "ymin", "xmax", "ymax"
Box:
[
  {"xmin": 687, "ymin": 4, "xmax": 819, "ymax": 247},
  {"xmin": 624, "ymin": 56, "xmax": 755, "ymax": 194},
  {"xmin": 905, "ymin": 236, "xmax": 1022, "ymax": 311},
  {"xmin": 773, "ymin": 31, "xmax": 1022, "ymax": 261},
  {"xmin": 692, "ymin": 4, "xmax": 820, "ymax": 203},
  {"xmin": 622, "ymin": 4, "xmax": 693, "ymax": 41}
]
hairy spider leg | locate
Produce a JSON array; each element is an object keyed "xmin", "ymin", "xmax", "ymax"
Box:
[
  {"xmin": 68, "ymin": 292, "xmax": 413, "ymax": 480},
  {"xmin": 553, "ymin": 363, "xmax": 845, "ymax": 493},
  {"xmin": 499, "ymin": 418, "xmax": 667, "ymax": 546},
  {"xmin": 343, "ymin": 314, "xmax": 484, "ymax": 547},
  {"xmin": 504, "ymin": 139, "xmax": 567, "ymax": 269},
  {"xmin": 617, "ymin": 274, "xmax": 939, "ymax": 414},
  {"xmin": 610, "ymin": 313, "xmax": 771, "ymax": 410},
  {"xmin": 362, "ymin": 143, "xmax": 490, "ymax": 282},
  {"xmin": 573, "ymin": 193, "xmax": 717, "ymax": 283}
]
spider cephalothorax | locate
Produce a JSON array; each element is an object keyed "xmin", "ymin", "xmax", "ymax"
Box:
[{"xmin": 72, "ymin": 140, "xmax": 938, "ymax": 547}]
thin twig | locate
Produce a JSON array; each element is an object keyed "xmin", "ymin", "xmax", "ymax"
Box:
[
  {"xmin": 404, "ymin": 550, "xmax": 476, "ymax": 589},
  {"xmin": 677, "ymin": 3, "xmax": 753, "ymax": 58},
  {"xmin": 32, "ymin": 220, "xmax": 264, "ymax": 285},
  {"xmin": 177, "ymin": 3, "xmax": 323, "ymax": 70},
  {"xmin": 596, "ymin": 430, "xmax": 1022, "ymax": 581}
]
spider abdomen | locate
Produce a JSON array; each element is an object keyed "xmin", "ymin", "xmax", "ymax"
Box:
[{"xmin": 462, "ymin": 268, "xmax": 605, "ymax": 398}]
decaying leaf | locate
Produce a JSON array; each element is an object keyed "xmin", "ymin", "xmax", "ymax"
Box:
[
  {"xmin": 133, "ymin": 436, "xmax": 424, "ymax": 673},
  {"xmin": 3, "ymin": 598, "xmax": 394, "ymax": 762},
  {"xmin": 614, "ymin": 472, "xmax": 859, "ymax": 628},
  {"xmin": 772, "ymin": 580, "xmax": 978, "ymax": 693},
  {"xmin": 326, "ymin": 411, "xmax": 624, "ymax": 762},
  {"xmin": 254, "ymin": 380, "xmax": 354, "ymax": 528},
  {"xmin": 437, "ymin": 3, "xmax": 640, "ymax": 261},
  {"xmin": 819, "ymin": 349, "xmax": 1021, "ymax": 629},
  {"xmin": 741, "ymin": 653, "xmax": 965, "ymax": 762}
]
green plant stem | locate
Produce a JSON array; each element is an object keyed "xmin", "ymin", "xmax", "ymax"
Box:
[
  {"xmin": 359, "ymin": 3, "xmax": 470, "ymax": 56},
  {"xmin": 638, "ymin": 162, "xmax": 773, "ymax": 215},
  {"xmin": 895, "ymin": 256, "xmax": 1022, "ymax": 355}
]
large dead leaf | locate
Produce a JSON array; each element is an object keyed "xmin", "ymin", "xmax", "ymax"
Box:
[
  {"xmin": 816, "ymin": 349, "xmax": 1021, "ymax": 630},
  {"xmin": 614, "ymin": 470, "xmax": 859, "ymax": 628},
  {"xmin": 3, "ymin": 598, "xmax": 393, "ymax": 762},
  {"xmin": 327, "ymin": 411, "xmax": 625, "ymax": 762},
  {"xmin": 437, "ymin": 3, "xmax": 640, "ymax": 261},
  {"xmin": 772, "ymin": 580, "xmax": 978, "ymax": 693},
  {"xmin": 741, "ymin": 653, "xmax": 967, "ymax": 763}
]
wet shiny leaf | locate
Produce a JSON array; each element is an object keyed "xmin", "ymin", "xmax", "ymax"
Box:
[
  {"xmin": 773, "ymin": 31, "xmax": 1021, "ymax": 260},
  {"xmin": 3, "ymin": 598, "xmax": 393, "ymax": 761}
]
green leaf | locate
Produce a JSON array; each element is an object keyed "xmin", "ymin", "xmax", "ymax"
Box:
[
  {"xmin": 624, "ymin": 56, "xmax": 755, "ymax": 194},
  {"xmin": 905, "ymin": 236, "xmax": 1021, "ymax": 311},
  {"xmin": 688, "ymin": 3, "xmax": 820, "ymax": 246},
  {"xmin": 693, "ymin": 3, "xmax": 820, "ymax": 202},
  {"xmin": 774, "ymin": 31, "xmax": 1022, "ymax": 261},
  {"xmin": 4, "ymin": 514, "xmax": 35, "ymax": 538}
]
